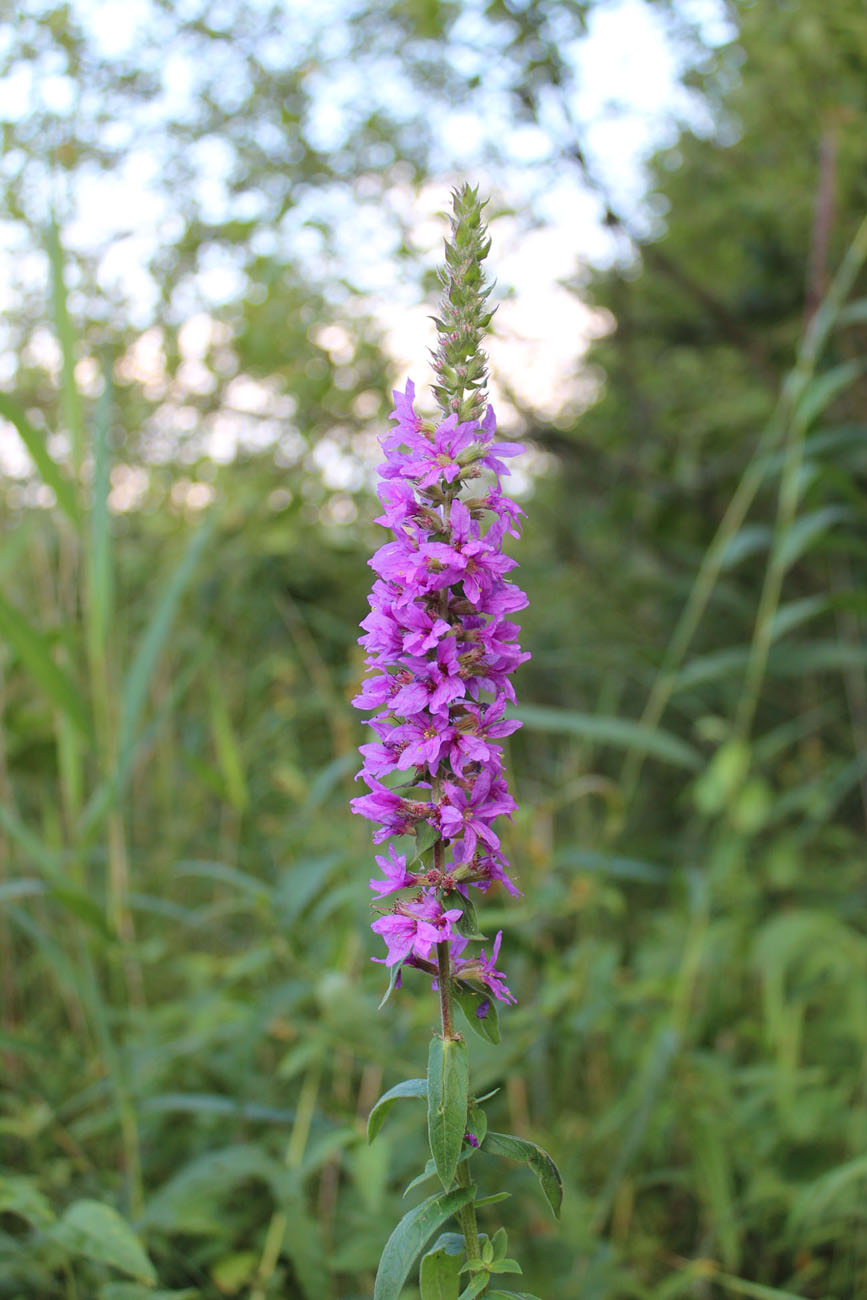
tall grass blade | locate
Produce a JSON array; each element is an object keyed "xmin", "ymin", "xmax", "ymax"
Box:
[
  {"xmin": 0, "ymin": 592, "xmax": 89, "ymax": 735},
  {"xmin": 516, "ymin": 703, "xmax": 702, "ymax": 769},
  {"xmin": 78, "ymin": 516, "xmax": 215, "ymax": 834},
  {"xmin": 0, "ymin": 393, "xmax": 80, "ymax": 523},
  {"xmin": 87, "ymin": 368, "xmax": 114, "ymax": 678},
  {"xmin": 46, "ymin": 219, "xmax": 85, "ymax": 476},
  {"xmin": 119, "ymin": 516, "xmax": 214, "ymax": 755}
]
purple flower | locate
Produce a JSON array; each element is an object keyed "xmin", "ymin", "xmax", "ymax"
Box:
[
  {"xmin": 382, "ymin": 379, "xmax": 424, "ymax": 453},
  {"xmin": 450, "ymin": 697, "xmax": 521, "ymax": 773},
  {"xmin": 368, "ymin": 845, "xmax": 416, "ymax": 898},
  {"xmin": 473, "ymin": 852, "xmax": 522, "ymax": 898},
  {"xmin": 439, "ymin": 769, "xmax": 515, "ymax": 862},
  {"xmin": 396, "ymin": 415, "xmax": 478, "ymax": 488},
  {"xmin": 454, "ymin": 931, "xmax": 517, "ymax": 1005},
  {"xmin": 371, "ymin": 892, "xmax": 463, "ymax": 966},
  {"xmin": 350, "ymin": 777, "xmax": 430, "ymax": 842},
  {"xmin": 392, "ymin": 715, "xmax": 455, "ymax": 774}
]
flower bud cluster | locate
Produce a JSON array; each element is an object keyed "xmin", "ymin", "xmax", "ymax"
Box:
[
  {"xmin": 351, "ymin": 377, "xmax": 529, "ymax": 1006},
  {"xmin": 431, "ymin": 185, "xmax": 496, "ymax": 424}
]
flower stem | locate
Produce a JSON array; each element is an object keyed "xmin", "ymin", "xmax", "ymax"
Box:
[
  {"xmin": 433, "ymin": 866, "xmax": 482, "ymax": 1265},
  {"xmin": 456, "ymin": 1161, "xmax": 482, "ymax": 1264},
  {"xmin": 436, "ymin": 938, "xmax": 455, "ymax": 1040}
]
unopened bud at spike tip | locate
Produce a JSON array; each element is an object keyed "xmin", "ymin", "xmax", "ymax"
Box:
[{"xmin": 431, "ymin": 184, "xmax": 494, "ymax": 424}]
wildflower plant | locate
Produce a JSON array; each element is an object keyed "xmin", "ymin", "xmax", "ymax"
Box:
[{"xmin": 352, "ymin": 185, "xmax": 562, "ymax": 1300}]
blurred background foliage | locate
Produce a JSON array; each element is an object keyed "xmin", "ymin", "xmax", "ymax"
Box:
[{"xmin": 1, "ymin": 0, "xmax": 867, "ymax": 1296}]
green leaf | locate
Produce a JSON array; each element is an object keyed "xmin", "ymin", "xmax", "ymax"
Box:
[
  {"xmin": 487, "ymin": 1292, "xmax": 544, "ymax": 1299},
  {"xmin": 51, "ymin": 1199, "xmax": 157, "ymax": 1284},
  {"xmin": 0, "ymin": 592, "xmax": 90, "ymax": 734},
  {"xmin": 793, "ymin": 358, "xmax": 864, "ymax": 428},
  {"xmin": 473, "ymin": 1192, "xmax": 510, "ymax": 1209},
  {"xmin": 0, "ymin": 392, "xmax": 80, "ymax": 523},
  {"xmin": 48, "ymin": 884, "xmax": 116, "ymax": 941},
  {"xmin": 491, "ymin": 1227, "xmax": 507, "ymax": 1260},
  {"xmin": 454, "ymin": 983, "xmax": 501, "ymax": 1044},
  {"xmin": 47, "ymin": 219, "xmax": 86, "ymax": 474},
  {"xmin": 835, "ymin": 297, "xmax": 867, "ymax": 325},
  {"xmin": 405, "ymin": 1151, "xmax": 474, "ymax": 1197},
  {"xmin": 515, "ymin": 703, "xmax": 701, "ymax": 770},
  {"xmin": 555, "ymin": 848, "xmax": 668, "ymax": 884},
  {"xmin": 368, "ymin": 1077, "xmax": 427, "ymax": 1143},
  {"xmin": 378, "ymin": 959, "xmax": 404, "ymax": 1011},
  {"xmin": 788, "ymin": 1152, "xmax": 867, "ymax": 1231},
  {"xmin": 209, "ymin": 676, "xmax": 249, "ymax": 811},
  {"xmin": 769, "ymin": 595, "xmax": 828, "ymax": 642},
  {"xmin": 466, "ymin": 1102, "xmax": 487, "ymax": 1149},
  {"xmin": 428, "ymin": 1036, "xmax": 470, "ymax": 1188},
  {"xmin": 0, "ymin": 1174, "xmax": 55, "ymax": 1226},
  {"xmin": 488, "ymin": 1259, "xmax": 523, "ymax": 1275},
  {"xmin": 144, "ymin": 1144, "xmax": 279, "ymax": 1236},
  {"xmin": 119, "ymin": 516, "xmax": 214, "ymax": 756},
  {"xmin": 777, "ymin": 505, "xmax": 850, "ymax": 569},
  {"xmin": 81, "ymin": 516, "xmax": 214, "ymax": 833},
  {"xmin": 482, "ymin": 1132, "xmax": 563, "ymax": 1219},
  {"xmin": 373, "ymin": 1185, "xmax": 476, "ymax": 1300},
  {"xmin": 86, "ymin": 368, "xmax": 114, "ymax": 675},
  {"xmin": 453, "ymin": 893, "xmax": 485, "ymax": 940},
  {"xmin": 142, "ymin": 1094, "xmax": 296, "ymax": 1125},
  {"xmin": 458, "ymin": 1275, "xmax": 490, "ymax": 1300},
  {"xmin": 719, "ymin": 524, "xmax": 772, "ymax": 570},
  {"xmin": 0, "ymin": 804, "xmax": 63, "ymax": 877},
  {"xmin": 693, "ymin": 740, "xmax": 751, "ymax": 816},
  {"xmin": 420, "ymin": 1230, "xmax": 465, "ymax": 1300},
  {"xmin": 0, "ymin": 879, "xmax": 45, "ymax": 903},
  {"xmin": 411, "ymin": 820, "xmax": 440, "ymax": 864}
]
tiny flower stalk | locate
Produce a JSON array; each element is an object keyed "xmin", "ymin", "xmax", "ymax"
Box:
[{"xmin": 353, "ymin": 185, "xmax": 562, "ymax": 1300}]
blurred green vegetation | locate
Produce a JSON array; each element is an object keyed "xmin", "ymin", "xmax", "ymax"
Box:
[{"xmin": 2, "ymin": 1, "xmax": 867, "ymax": 1297}]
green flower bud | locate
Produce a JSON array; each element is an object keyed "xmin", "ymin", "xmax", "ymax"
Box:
[{"xmin": 431, "ymin": 184, "xmax": 496, "ymax": 424}]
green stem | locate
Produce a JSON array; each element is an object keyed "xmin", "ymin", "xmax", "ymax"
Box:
[
  {"xmin": 456, "ymin": 1161, "xmax": 482, "ymax": 1265},
  {"xmin": 436, "ymin": 939, "xmax": 455, "ymax": 1040},
  {"xmin": 434, "ymin": 914, "xmax": 482, "ymax": 1265}
]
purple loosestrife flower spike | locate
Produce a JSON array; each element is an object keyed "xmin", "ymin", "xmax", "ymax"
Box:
[
  {"xmin": 360, "ymin": 187, "xmax": 561, "ymax": 1293},
  {"xmin": 350, "ymin": 183, "xmax": 528, "ymax": 1008}
]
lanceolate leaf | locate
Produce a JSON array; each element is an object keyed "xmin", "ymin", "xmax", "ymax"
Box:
[
  {"xmin": 482, "ymin": 1132, "xmax": 563, "ymax": 1219},
  {"xmin": 420, "ymin": 1231, "xmax": 465, "ymax": 1300},
  {"xmin": 378, "ymin": 960, "xmax": 404, "ymax": 1010},
  {"xmin": 428, "ymin": 1036, "xmax": 469, "ymax": 1189},
  {"xmin": 487, "ymin": 1292, "xmax": 544, "ymax": 1299},
  {"xmin": 404, "ymin": 1150, "xmax": 473, "ymax": 1197},
  {"xmin": 50, "ymin": 1200, "xmax": 156, "ymax": 1284},
  {"xmin": 373, "ymin": 1186, "xmax": 476, "ymax": 1300},
  {"xmin": 458, "ymin": 1275, "xmax": 489, "ymax": 1300},
  {"xmin": 454, "ymin": 983, "xmax": 501, "ymax": 1044},
  {"xmin": 368, "ymin": 1077, "xmax": 427, "ymax": 1143},
  {"xmin": 466, "ymin": 1102, "xmax": 487, "ymax": 1148},
  {"xmin": 473, "ymin": 1192, "xmax": 510, "ymax": 1209},
  {"xmin": 453, "ymin": 893, "xmax": 485, "ymax": 940}
]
